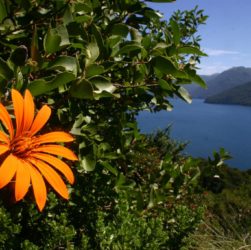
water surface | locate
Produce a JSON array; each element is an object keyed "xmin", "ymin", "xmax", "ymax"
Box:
[{"xmin": 138, "ymin": 99, "xmax": 251, "ymax": 169}]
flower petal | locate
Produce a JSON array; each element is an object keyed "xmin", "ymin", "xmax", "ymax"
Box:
[
  {"xmin": 0, "ymin": 144, "xmax": 9, "ymax": 155},
  {"xmin": 35, "ymin": 132, "xmax": 74, "ymax": 144},
  {"xmin": 29, "ymin": 158, "xmax": 69, "ymax": 200},
  {"xmin": 31, "ymin": 152, "xmax": 74, "ymax": 184},
  {"xmin": 15, "ymin": 159, "xmax": 31, "ymax": 201},
  {"xmin": 33, "ymin": 144, "xmax": 78, "ymax": 161},
  {"xmin": 28, "ymin": 163, "xmax": 47, "ymax": 211},
  {"xmin": 12, "ymin": 89, "xmax": 24, "ymax": 137},
  {"xmin": 22, "ymin": 90, "xmax": 35, "ymax": 132},
  {"xmin": 0, "ymin": 131, "xmax": 9, "ymax": 144},
  {"xmin": 0, "ymin": 154, "xmax": 17, "ymax": 189},
  {"xmin": 30, "ymin": 105, "xmax": 51, "ymax": 136},
  {"xmin": 0, "ymin": 103, "xmax": 14, "ymax": 139}
]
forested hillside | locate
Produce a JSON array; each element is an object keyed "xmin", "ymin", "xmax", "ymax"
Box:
[
  {"xmin": 189, "ymin": 67, "xmax": 251, "ymax": 98},
  {"xmin": 205, "ymin": 80, "xmax": 251, "ymax": 106}
]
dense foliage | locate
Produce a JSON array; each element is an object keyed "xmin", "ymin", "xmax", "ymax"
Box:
[
  {"xmin": 0, "ymin": 0, "xmax": 220, "ymax": 249},
  {"xmin": 190, "ymin": 163, "xmax": 251, "ymax": 249}
]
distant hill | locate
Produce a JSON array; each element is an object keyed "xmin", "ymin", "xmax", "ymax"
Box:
[
  {"xmin": 189, "ymin": 67, "xmax": 251, "ymax": 99},
  {"xmin": 205, "ymin": 81, "xmax": 251, "ymax": 106},
  {"xmin": 184, "ymin": 74, "xmax": 219, "ymax": 94}
]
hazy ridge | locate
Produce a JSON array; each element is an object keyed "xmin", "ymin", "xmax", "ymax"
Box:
[{"xmin": 187, "ymin": 66, "xmax": 251, "ymax": 106}]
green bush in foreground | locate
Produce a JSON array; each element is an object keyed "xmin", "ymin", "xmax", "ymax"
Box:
[{"xmin": 0, "ymin": 130, "xmax": 205, "ymax": 249}]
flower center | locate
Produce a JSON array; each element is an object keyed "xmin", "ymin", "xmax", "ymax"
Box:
[{"xmin": 10, "ymin": 135, "xmax": 34, "ymax": 158}]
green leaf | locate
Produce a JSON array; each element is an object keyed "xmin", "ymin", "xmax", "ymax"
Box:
[
  {"xmin": 28, "ymin": 72, "xmax": 75, "ymax": 96},
  {"xmin": 0, "ymin": 58, "xmax": 13, "ymax": 80},
  {"xmin": 43, "ymin": 28, "xmax": 61, "ymax": 53},
  {"xmin": 158, "ymin": 79, "xmax": 174, "ymax": 91},
  {"xmin": 89, "ymin": 76, "xmax": 119, "ymax": 99},
  {"xmin": 63, "ymin": 6, "xmax": 73, "ymax": 25},
  {"xmin": 86, "ymin": 64, "xmax": 104, "ymax": 78},
  {"xmin": 81, "ymin": 155, "xmax": 96, "ymax": 171},
  {"xmin": 85, "ymin": 36, "xmax": 100, "ymax": 66},
  {"xmin": 177, "ymin": 46, "xmax": 207, "ymax": 56},
  {"xmin": 75, "ymin": 3, "xmax": 93, "ymax": 13},
  {"xmin": 116, "ymin": 44, "xmax": 142, "ymax": 55},
  {"xmin": 130, "ymin": 28, "xmax": 142, "ymax": 42},
  {"xmin": 145, "ymin": 8, "xmax": 163, "ymax": 19},
  {"xmin": 177, "ymin": 86, "xmax": 192, "ymax": 104},
  {"xmin": 152, "ymin": 56, "xmax": 187, "ymax": 78},
  {"xmin": 187, "ymin": 69, "xmax": 207, "ymax": 88},
  {"xmin": 152, "ymin": 56, "xmax": 176, "ymax": 74},
  {"xmin": 70, "ymin": 79, "xmax": 94, "ymax": 99},
  {"xmin": 111, "ymin": 24, "xmax": 129, "ymax": 37},
  {"xmin": 57, "ymin": 25, "xmax": 70, "ymax": 47},
  {"xmin": 101, "ymin": 161, "xmax": 118, "ymax": 176},
  {"xmin": 153, "ymin": 43, "xmax": 169, "ymax": 50},
  {"xmin": 192, "ymin": 74, "xmax": 207, "ymax": 88},
  {"xmin": 90, "ymin": 76, "xmax": 116, "ymax": 94},
  {"xmin": 106, "ymin": 35, "xmax": 123, "ymax": 49},
  {"xmin": 91, "ymin": 24, "xmax": 105, "ymax": 54},
  {"xmin": 48, "ymin": 56, "xmax": 78, "ymax": 76},
  {"xmin": 170, "ymin": 20, "xmax": 180, "ymax": 45},
  {"xmin": 70, "ymin": 114, "xmax": 85, "ymax": 136}
]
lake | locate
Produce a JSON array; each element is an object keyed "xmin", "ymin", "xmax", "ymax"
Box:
[{"xmin": 138, "ymin": 99, "xmax": 251, "ymax": 170}]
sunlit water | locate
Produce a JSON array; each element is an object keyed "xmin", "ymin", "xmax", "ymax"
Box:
[{"xmin": 138, "ymin": 99, "xmax": 251, "ymax": 170}]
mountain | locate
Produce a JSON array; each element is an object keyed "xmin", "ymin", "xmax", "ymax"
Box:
[
  {"xmin": 189, "ymin": 67, "xmax": 251, "ymax": 98},
  {"xmin": 205, "ymin": 81, "xmax": 251, "ymax": 106},
  {"xmin": 184, "ymin": 74, "xmax": 219, "ymax": 94}
]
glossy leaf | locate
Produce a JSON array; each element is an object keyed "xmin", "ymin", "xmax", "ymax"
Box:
[
  {"xmin": 111, "ymin": 24, "xmax": 129, "ymax": 37},
  {"xmin": 63, "ymin": 6, "xmax": 73, "ymax": 25},
  {"xmin": 70, "ymin": 79, "xmax": 93, "ymax": 99},
  {"xmin": 116, "ymin": 44, "xmax": 142, "ymax": 55},
  {"xmin": 43, "ymin": 28, "xmax": 61, "ymax": 53},
  {"xmin": 90, "ymin": 76, "xmax": 116, "ymax": 94},
  {"xmin": 192, "ymin": 74, "xmax": 207, "ymax": 88},
  {"xmin": 57, "ymin": 25, "xmax": 70, "ymax": 47},
  {"xmin": 158, "ymin": 79, "xmax": 174, "ymax": 91},
  {"xmin": 48, "ymin": 56, "xmax": 78, "ymax": 76},
  {"xmin": 152, "ymin": 56, "xmax": 176, "ymax": 74},
  {"xmin": 170, "ymin": 20, "xmax": 180, "ymax": 45},
  {"xmin": 81, "ymin": 155, "xmax": 96, "ymax": 171},
  {"xmin": 28, "ymin": 72, "xmax": 75, "ymax": 96},
  {"xmin": 86, "ymin": 64, "xmax": 104, "ymax": 78},
  {"xmin": 177, "ymin": 86, "xmax": 192, "ymax": 104},
  {"xmin": 85, "ymin": 36, "xmax": 100, "ymax": 66},
  {"xmin": 177, "ymin": 46, "xmax": 207, "ymax": 56}
]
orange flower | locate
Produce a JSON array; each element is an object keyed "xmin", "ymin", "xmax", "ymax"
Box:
[{"xmin": 0, "ymin": 89, "xmax": 78, "ymax": 211}]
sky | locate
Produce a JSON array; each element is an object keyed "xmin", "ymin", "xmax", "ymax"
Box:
[{"xmin": 150, "ymin": 0, "xmax": 251, "ymax": 75}]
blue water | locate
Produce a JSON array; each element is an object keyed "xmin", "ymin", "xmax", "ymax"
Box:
[{"xmin": 138, "ymin": 99, "xmax": 251, "ymax": 170}]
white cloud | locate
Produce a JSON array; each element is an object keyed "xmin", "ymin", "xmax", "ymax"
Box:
[
  {"xmin": 197, "ymin": 64, "xmax": 229, "ymax": 75},
  {"xmin": 203, "ymin": 48, "xmax": 240, "ymax": 56}
]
